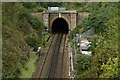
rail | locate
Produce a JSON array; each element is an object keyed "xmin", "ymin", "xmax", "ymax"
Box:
[{"xmin": 36, "ymin": 33, "xmax": 67, "ymax": 79}]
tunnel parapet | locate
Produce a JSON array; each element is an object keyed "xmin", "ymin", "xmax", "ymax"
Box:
[
  {"xmin": 32, "ymin": 11, "xmax": 89, "ymax": 32},
  {"xmin": 77, "ymin": 13, "xmax": 90, "ymax": 24}
]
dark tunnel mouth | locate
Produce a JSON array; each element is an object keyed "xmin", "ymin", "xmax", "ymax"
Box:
[{"xmin": 51, "ymin": 18, "xmax": 69, "ymax": 34}]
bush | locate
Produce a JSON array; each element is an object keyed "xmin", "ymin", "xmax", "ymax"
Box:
[
  {"xmin": 84, "ymin": 3, "xmax": 119, "ymax": 78},
  {"xmin": 2, "ymin": 2, "xmax": 44, "ymax": 78},
  {"xmin": 37, "ymin": 7, "xmax": 45, "ymax": 12},
  {"xmin": 22, "ymin": 2, "xmax": 38, "ymax": 9},
  {"xmin": 28, "ymin": 16, "xmax": 44, "ymax": 30},
  {"xmin": 99, "ymin": 58, "xmax": 118, "ymax": 78},
  {"xmin": 70, "ymin": 24, "xmax": 81, "ymax": 39},
  {"xmin": 77, "ymin": 54, "xmax": 91, "ymax": 76},
  {"xmin": 3, "ymin": 52, "xmax": 22, "ymax": 78},
  {"xmin": 24, "ymin": 34, "xmax": 41, "ymax": 51}
]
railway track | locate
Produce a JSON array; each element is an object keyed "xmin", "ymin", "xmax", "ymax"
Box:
[
  {"xmin": 54, "ymin": 34, "xmax": 67, "ymax": 78},
  {"xmin": 33, "ymin": 33, "xmax": 68, "ymax": 79}
]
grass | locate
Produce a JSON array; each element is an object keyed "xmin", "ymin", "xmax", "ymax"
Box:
[
  {"xmin": 19, "ymin": 54, "xmax": 38, "ymax": 78},
  {"xmin": 77, "ymin": 70, "xmax": 90, "ymax": 78},
  {"xmin": 69, "ymin": 41, "xmax": 73, "ymax": 47},
  {"xmin": 18, "ymin": 34, "xmax": 50, "ymax": 78},
  {"xmin": 76, "ymin": 9, "xmax": 90, "ymax": 13},
  {"xmin": 44, "ymin": 33, "xmax": 50, "ymax": 42}
]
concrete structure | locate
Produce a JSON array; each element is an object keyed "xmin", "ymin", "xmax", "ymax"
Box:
[
  {"xmin": 32, "ymin": 10, "xmax": 89, "ymax": 32},
  {"xmin": 48, "ymin": 7, "xmax": 66, "ymax": 11}
]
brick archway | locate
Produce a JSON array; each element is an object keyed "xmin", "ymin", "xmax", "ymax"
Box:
[
  {"xmin": 32, "ymin": 12, "xmax": 90, "ymax": 32},
  {"xmin": 50, "ymin": 16, "xmax": 70, "ymax": 31}
]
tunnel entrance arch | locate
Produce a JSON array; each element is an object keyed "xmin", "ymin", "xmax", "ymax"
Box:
[{"xmin": 50, "ymin": 16, "xmax": 70, "ymax": 34}]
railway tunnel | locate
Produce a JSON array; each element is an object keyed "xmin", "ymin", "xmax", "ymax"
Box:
[
  {"xmin": 32, "ymin": 11, "xmax": 90, "ymax": 78},
  {"xmin": 51, "ymin": 18, "xmax": 69, "ymax": 34}
]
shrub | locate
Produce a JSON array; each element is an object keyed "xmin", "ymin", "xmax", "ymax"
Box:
[
  {"xmin": 70, "ymin": 24, "xmax": 81, "ymax": 39},
  {"xmin": 28, "ymin": 16, "xmax": 44, "ymax": 30},
  {"xmin": 37, "ymin": 7, "xmax": 45, "ymax": 12},
  {"xmin": 3, "ymin": 52, "xmax": 22, "ymax": 78},
  {"xmin": 77, "ymin": 54, "xmax": 91, "ymax": 76},
  {"xmin": 24, "ymin": 34, "xmax": 41, "ymax": 51},
  {"xmin": 99, "ymin": 58, "xmax": 118, "ymax": 78}
]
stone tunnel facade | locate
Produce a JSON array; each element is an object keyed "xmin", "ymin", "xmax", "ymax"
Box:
[{"xmin": 32, "ymin": 11, "xmax": 89, "ymax": 32}]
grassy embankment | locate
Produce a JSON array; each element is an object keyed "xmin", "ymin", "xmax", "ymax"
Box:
[
  {"xmin": 2, "ymin": 2, "xmax": 63, "ymax": 78},
  {"xmin": 2, "ymin": 3, "xmax": 46, "ymax": 78}
]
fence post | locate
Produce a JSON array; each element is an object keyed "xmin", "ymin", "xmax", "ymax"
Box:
[
  {"xmin": 74, "ymin": 36, "xmax": 77, "ymax": 64},
  {"xmin": 79, "ymin": 35, "xmax": 82, "ymax": 53}
]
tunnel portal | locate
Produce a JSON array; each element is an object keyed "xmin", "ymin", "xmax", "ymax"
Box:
[{"xmin": 52, "ymin": 18, "xmax": 69, "ymax": 34}]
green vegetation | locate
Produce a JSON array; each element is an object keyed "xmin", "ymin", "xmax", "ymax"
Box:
[
  {"xmin": 86, "ymin": 3, "xmax": 119, "ymax": 78},
  {"xmin": 70, "ymin": 17, "xmax": 88, "ymax": 39},
  {"xmin": 19, "ymin": 54, "xmax": 38, "ymax": 78},
  {"xmin": 2, "ymin": 2, "xmax": 67, "ymax": 78},
  {"xmin": 69, "ymin": 2, "xmax": 119, "ymax": 78},
  {"xmin": 2, "ymin": 3, "xmax": 45, "ymax": 78},
  {"xmin": 61, "ymin": 2, "xmax": 92, "ymax": 12},
  {"xmin": 2, "ymin": 2, "xmax": 119, "ymax": 78},
  {"xmin": 77, "ymin": 54, "xmax": 91, "ymax": 78},
  {"xmin": 22, "ymin": 2, "xmax": 46, "ymax": 12},
  {"xmin": 99, "ymin": 58, "xmax": 118, "ymax": 78},
  {"xmin": 44, "ymin": 33, "xmax": 50, "ymax": 43},
  {"xmin": 24, "ymin": 34, "xmax": 41, "ymax": 51},
  {"xmin": 22, "ymin": 2, "xmax": 62, "ymax": 12},
  {"xmin": 70, "ymin": 24, "xmax": 81, "ymax": 39}
]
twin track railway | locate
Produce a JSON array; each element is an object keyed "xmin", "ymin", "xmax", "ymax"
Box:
[{"xmin": 32, "ymin": 33, "xmax": 69, "ymax": 79}]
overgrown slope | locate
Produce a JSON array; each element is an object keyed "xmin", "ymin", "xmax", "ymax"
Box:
[
  {"xmin": 2, "ymin": 3, "xmax": 44, "ymax": 78},
  {"xmin": 70, "ymin": 2, "xmax": 119, "ymax": 78},
  {"xmin": 2, "ymin": 2, "xmax": 68, "ymax": 78}
]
